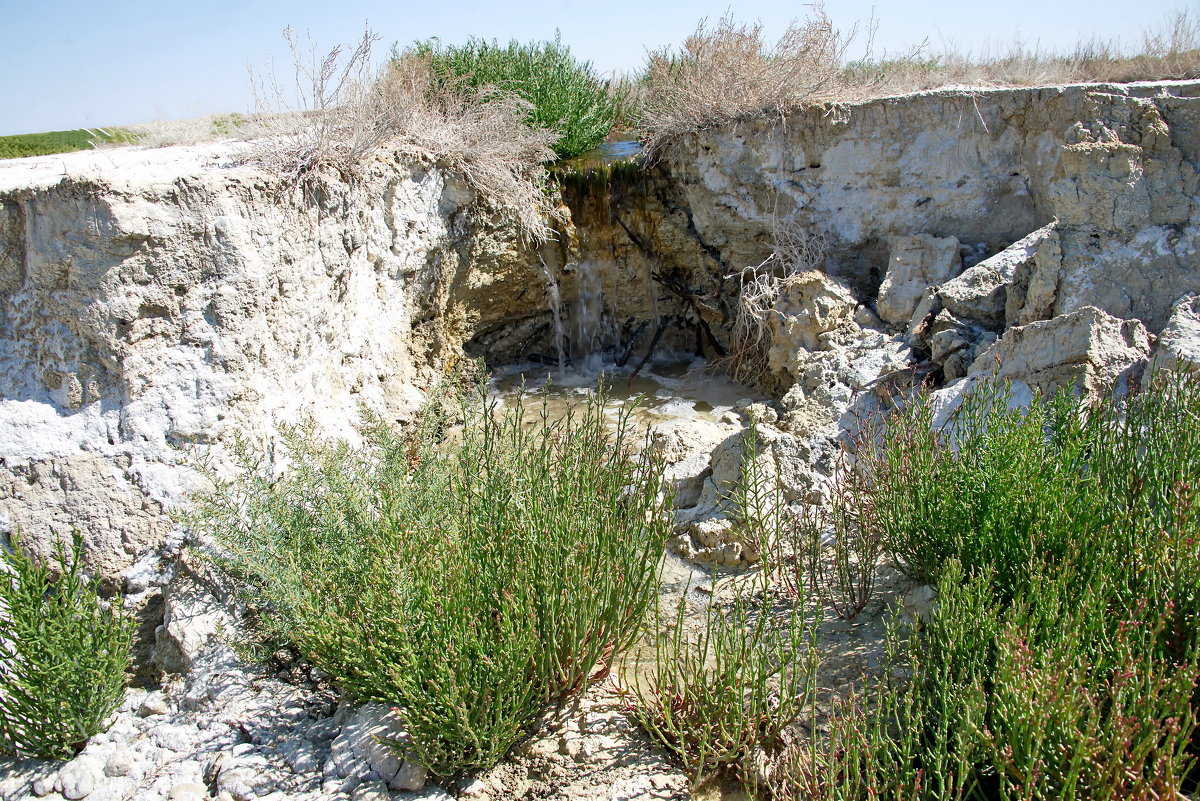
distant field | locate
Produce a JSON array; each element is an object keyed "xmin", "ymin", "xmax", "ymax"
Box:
[{"xmin": 0, "ymin": 128, "xmax": 138, "ymax": 160}]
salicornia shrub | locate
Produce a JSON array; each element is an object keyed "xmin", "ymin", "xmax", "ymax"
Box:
[
  {"xmin": 789, "ymin": 369, "xmax": 1200, "ymax": 800},
  {"xmin": 620, "ymin": 573, "xmax": 818, "ymax": 794},
  {"xmin": 619, "ymin": 420, "xmax": 820, "ymax": 796},
  {"xmin": 0, "ymin": 533, "xmax": 133, "ymax": 760},
  {"xmin": 189, "ymin": 381, "xmax": 671, "ymax": 776},
  {"xmin": 628, "ymin": 369, "xmax": 1200, "ymax": 799}
]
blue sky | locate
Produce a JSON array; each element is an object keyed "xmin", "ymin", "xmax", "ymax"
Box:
[{"xmin": 0, "ymin": 0, "xmax": 1193, "ymax": 136}]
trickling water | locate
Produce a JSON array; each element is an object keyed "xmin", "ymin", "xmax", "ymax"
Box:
[
  {"xmin": 571, "ymin": 259, "xmax": 615, "ymax": 370},
  {"xmin": 540, "ymin": 259, "xmax": 566, "ymax": 372}
]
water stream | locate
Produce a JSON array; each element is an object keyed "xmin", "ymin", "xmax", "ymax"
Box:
[
  {"xmin": 539, "ymin": 258, "xmax": 566, "ymax": 371},
  {"xmin": 489, "ymin": 354, "xmax": 761, "ymax": 433}
]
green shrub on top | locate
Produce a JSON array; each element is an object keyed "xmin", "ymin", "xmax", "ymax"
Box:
[
  {"xmin": 0, "ymin": 533, "xmax": 133, "ymax": 760},
  {"xmin": 190, "ymin": 379, "xmax": 672, "ymax": 775},
  {"xmin": 404, "ymin": 35, "xmax": 617, "ymax": 159}
]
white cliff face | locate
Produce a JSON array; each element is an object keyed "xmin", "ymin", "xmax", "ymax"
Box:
[
  {"xmin": 665, "ymin": 81, "xmax": 1200, "ymax": 320},
  {"xmin": 675, "ymin": 81, "xmax": 1200, "ymax": 400},
  {"xmin": 631, "ymin": 82, "xmax": 1200, "ymax": 568},
  {"xmin": 5, "ymin": 79, "xmax": 1200, "ymax": 801},
  {"xmin": 0, "ymin": 143, "xmax": 548, "ymax": 586},
  {"xmin": 6, "ymin": 82, "xmax": 1200, "ymax": 588}
]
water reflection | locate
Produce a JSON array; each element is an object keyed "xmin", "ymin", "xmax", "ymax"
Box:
[{"xmin": 490, "ymin": 354, "xmax": 765, "ymax": 432}]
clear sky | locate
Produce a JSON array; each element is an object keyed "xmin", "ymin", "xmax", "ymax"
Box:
[{"xmin": 0, "ymin": 0, "xmax": 1194, "ymax": 136}]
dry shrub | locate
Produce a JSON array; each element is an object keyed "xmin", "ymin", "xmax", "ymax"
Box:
[
  {"xmin": 844, "ymin": 9, "xmax": 1200, "ymax": 99},
  {"xmin": 245, "ymin": 27, "xmax": 397, "ymax": 182},
  {"xmin": 639, "ymin": 7, "xmax": 849, "ymax": 155},
  {"xmin": 125, "ymin": 114, "xmax": 254, "ymax": 149},
  {"xmin": 636, "ymin": 8, "xmax": 1200, "ymax": 152},
  {"xmin": 382, "ymin": 59, "xmax": 562, "ymax": 241},
  {"xmin": 719, "ymin": 218, "xmax": 828, "ymax": 384},
  {"xmin": 245, "ymin": 28, "xmax": 560, "ymax": 241}
]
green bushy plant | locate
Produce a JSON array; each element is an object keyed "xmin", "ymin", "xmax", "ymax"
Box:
[
  {"xmin": 0, "ymin": 533, "xmax": 133, "ymax": 760},
  {"xmin": 771, "ymin": 370, "xmax": 1200, "ymax": 800},
  {"xmin": 864, "ymin": 371, "xmax": 1200, "ymax": 605},
  {"xmin": 620, "ymin": 576, "xmax": 817, "ymax": 794},
  {"xmin": 771, "ymin": 557, "xmax": 1198, "ymax": 800},
  {"xmin": 769, "ymin": 561, "xmax": 994, "ymax": 801},
  {"xmin": 621, "ymin": 422, "xmax": 819, "ymax": 795},
  {"xmin": 635, "ymin": 370, "xmax": 1200, "ymax": 799},
  {"xmin": 190, "ymin": 379, "xmax": 671, "ymax": 775},
  {"xmin": 404, "ymin": 34, "xmax": 617, "ymax": 159}
]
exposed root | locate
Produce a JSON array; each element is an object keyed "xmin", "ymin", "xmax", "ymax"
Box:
[{"xmin": 717, "ymin": 219, "xmax": 829, "ymax": 384}]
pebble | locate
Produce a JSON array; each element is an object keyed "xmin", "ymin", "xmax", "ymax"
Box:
[
  {"xmin": 103, "ymin": 746, "xmax": 135, "ymax": 778},
  {"xmin": 138, "ymin": 695, "xmax": 169, "ymax": 718},
  {"xmin": 278, "ymin": 740, "xmax": 320, "ymax": 775},
  {"xmin": 217, "ymin": 756, "xmax": 274, "ymax": 801},
  {"xmin": 305, "ymin": 718, "xmax": 339, "ymax": 744},
  {"xmin": 390, "ymin": 761, "xmax": 428, "ymax": 792},
  {"xmin": 58, "ymin": 755, "xmax": 103, "ymax": 800},
  {"xmin": 166, "ymin": 784, "xmax": 207, "ymax": 801},
  {"xmin": 902, "ymin": 584, "xmax": 938, "ymax": 624},
  {"xmin": 31, "ymin": 776, "xmax": 56, "ymax": 798},
  {"xmin": 350, "ymin": 781, "xmax": 389, "ymax": 801},
  {"xmin": 458, "ymin": 778, "xmax": 489, "ymax": 799},
  {"xmin": 408, "ymin": 789, "xmax": 454, "ymax": 801}
]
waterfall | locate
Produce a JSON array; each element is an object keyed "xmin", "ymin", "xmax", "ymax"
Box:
[
  {"xmin": 540, "ymin": 259, "xmax": 565, "ymax": 372},
  {"xmin": 571, "ymin": 259, "xmax": 617, "ymax": 371}
]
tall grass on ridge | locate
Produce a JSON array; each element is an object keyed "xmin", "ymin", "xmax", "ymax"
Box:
[
  {"xmin": 634, "ymin": 8, "xmax": 1200, "ymax": 153},
  {"xmin": 407, "ymin": 35, "xmax": 617, "ymax": 159},
  {"xmin": 637, "ymin": 7, "xmax": 849, "ymax": 155},
  {"xmin": 247, "ymin": 27, "xmax": 561, "ymax": 240},
  {"xmin": 188, "ymin": 379, "xmax": 672, "ymax": 776}
]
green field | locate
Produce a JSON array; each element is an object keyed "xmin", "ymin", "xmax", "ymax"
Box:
[{"xmin": 0, "ymin": 128, "xmax": 138, "ymax": 160}]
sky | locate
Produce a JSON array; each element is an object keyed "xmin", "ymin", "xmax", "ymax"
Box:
[{"xmin": 0, "ymin": 0, "xmax": 1195, "ymax": 136}]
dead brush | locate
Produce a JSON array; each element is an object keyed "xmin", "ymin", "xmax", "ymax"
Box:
[
  {"xmin": 244, "ymin": 27, "xmax": 561, "ymax": 241},
  {"xmin": 719, "ymin": 218, "xmax": 828, "ymax": 385},
  {"xmin": 838, "ymin": 8, "xmax": 1200, "ymax": 98},
  {"xmin": 639, "ymin": 6, "xmax": 850, "ymax": 155},
  {"xmin": 246, "ymin": 26, "xmax": 388, "ymax": 184}
]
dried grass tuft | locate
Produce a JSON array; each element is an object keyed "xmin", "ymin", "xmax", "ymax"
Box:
[
  {"xmin": 638, "ymin": 7, "xmax": 849, "ymax": 155},
  {"xmin": 852, "ymin": 10, "xmax": 1200, "ymax": 97},
  {"xmin": 125, "ymin": 114, "xmax": 253, "ymax": 149},
  {"xmin": 243, "ymin": 27, "xmax": 561, "ymax": 241},
  {"xmin": 636, "ymin": 8, "xmax": 1200, "ymax": 153}
]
